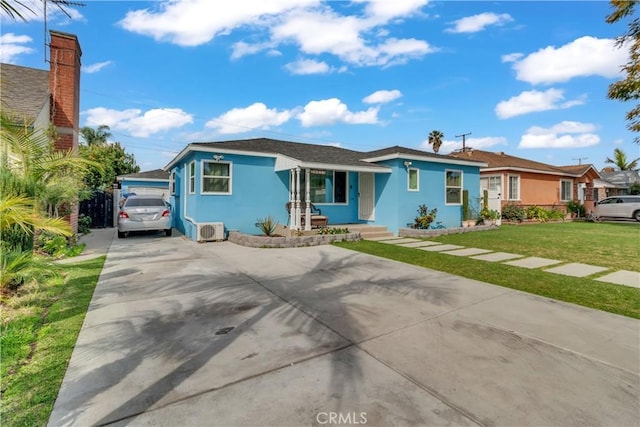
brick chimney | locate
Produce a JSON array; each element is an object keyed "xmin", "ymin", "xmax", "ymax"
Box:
[
  {"xmin": 49, "ymin": 30, "xmax": 81, "ymax": 152},
  {"xmin": 49, "ymin": 30, "xmax": 82, "ymax": 232}
]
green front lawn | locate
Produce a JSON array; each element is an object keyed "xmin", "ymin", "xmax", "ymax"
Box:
[
  {"xmin": 335, "ymin": 222, "xmax": 640, "ymax": 319},
  {"xmin": 1, "ymin": 257, "xmax": 105, "ymax": 427}
]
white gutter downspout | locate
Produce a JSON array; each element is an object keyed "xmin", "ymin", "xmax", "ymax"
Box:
[{"xmin": 183, "ymin": 163, "xmax": 196, "ymax": 225}]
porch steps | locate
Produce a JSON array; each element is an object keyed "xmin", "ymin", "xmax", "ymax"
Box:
[{"xmin": 332, "ymin": 223, "xmax": 395, "ymax": 240}]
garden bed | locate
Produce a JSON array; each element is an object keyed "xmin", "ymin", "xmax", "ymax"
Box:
[
  {"xmin": 399, "ymin": 223, "xmax": 497, "ymax": 238},
  {"xmin": 228, "ymin": 231, "xmax": 361, "ymax": 248}
]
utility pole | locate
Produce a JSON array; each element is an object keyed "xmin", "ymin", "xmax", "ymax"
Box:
[
  {"xmin": 456, "ymin": 132, "xmax": 472, "ymax": 152},
  {"xmin": 572, "ymin": 157, "xmax": 588, "ymax": 165}
]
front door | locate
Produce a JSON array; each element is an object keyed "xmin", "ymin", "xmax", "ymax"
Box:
[{"xmin": 358, "ymin": 172, "xmax": 375, "ymax": 221}]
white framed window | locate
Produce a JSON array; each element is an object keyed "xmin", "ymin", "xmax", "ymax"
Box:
[
  {"xmin": 508, "ymin": 175, "xmax": 520, "ymax": 200},
  {"xmin": 481, "ymin": 175, "xmax": 501, "ymax": 191},
  {"xmin": 300, "ymin": 169, "xmax": 348, "ymax": 204},
  {"xmin": 408, "ymin": 168, "xmax": 419, "ymax": 191},
  {"xmin": 560, "ymin": 180, "xmax": 573, "ymax": 201},
  {"xmin": 445, "ymin": 170, "xmax": 462, "ymax": 204},
  {"xmin": 202, "ymin": 160, "xmax": 232, "ymax": 194},
  {"xmin": 189, "ymin": 161, "xmax": 195, "ymax": 194},
  {"xmin": 170, "ymin": 170, "xmax": 176, "ymax": 195}
]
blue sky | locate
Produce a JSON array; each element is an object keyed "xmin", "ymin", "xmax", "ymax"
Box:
[{"xmin": 1, "ymin": 0, "xmax": 636, "ymax": 171}]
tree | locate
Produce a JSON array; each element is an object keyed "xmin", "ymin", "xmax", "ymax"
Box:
[
  {"xmin": 605, "ymin": 148, "xmax": 640, "ymax": 170},
  {"xmin": 428, "ymin": 130, "xmax": 444, "ymax": 154},
  {"xmin": 80, "ymin": 140, "xmax": 140, "ymax": 190},
  {"xmin": 80, "ymin": 125, "xmax": 112, "ymax": 146},
  {"xmin": 606, "ymin": 0, "xmax": 640, "ymax": 143},
  {"xmin": 1, "ymin": 0, "xmax": 79, "ymax": 21}
]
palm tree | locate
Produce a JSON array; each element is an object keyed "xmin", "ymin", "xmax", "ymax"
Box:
[
  {"xmin": 428, "ymin": 130, "xmax": 444, "ymax": 154},
  {"xmin": 80, "ymin": 125, "xmax": 112, "ymax": 146},
  {"xmin": 605, "ymin": 148, "xmax": 640, "ymax": 170}
]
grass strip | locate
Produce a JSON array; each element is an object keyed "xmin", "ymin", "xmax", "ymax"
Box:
[
  {"xmin": 1, "ymin": 256, "xmax": 105, "ymax": 427},
  {"xmin": 426, "ymin": 222, "xmax": 639, "ymax": 272},
  {"xmin": 334, "ymin": 241, "xmax": 640, "ymax": 319}
]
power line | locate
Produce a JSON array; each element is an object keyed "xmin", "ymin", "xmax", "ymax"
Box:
[{"xmin": 455, "ymin": 132, "xmax": 471, "ymax": 152}]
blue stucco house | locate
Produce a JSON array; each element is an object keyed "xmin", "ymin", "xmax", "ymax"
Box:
[
  {"xmin": 163, "ymin": 138, "xmax": 486, "ymax": 241},
  {"xmin": 117, "ymin": 169, "xmax": 170, "ymax": 199}
]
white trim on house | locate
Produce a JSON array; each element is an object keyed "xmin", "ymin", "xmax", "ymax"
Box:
[
  {"xmin": 560, "ymin": 179, "xmax": 573, "ymax": 202},
  {"xmin": 200, "ymin": 160, "xmax": 232, "ymax": 195},
  {"xmin": 408, "ymin": 167, "xmax": 419, "ymax": 191},
  {"xmin": 188, "ymin": 161, "xmax": 196, "ymax": 194},
  {"xmin": 507, "ymin": 174, "xmax": 520, "ymax": 201},
  {"xmin": 445, "ymin": 169, "xmax": 463, "ymax": 205},
  {"xmin": 482, "ymin": 166, "xmax": 593, "ymax": 178},
  {"xmin": 362, "ymin": 153, "xmax": 487, "ymax": 168}
]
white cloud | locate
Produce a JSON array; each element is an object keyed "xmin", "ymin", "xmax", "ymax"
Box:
[
  {"xmin": 297, "ymin": 98, "xmax": 379, "ymax": 127},
  {"xmin": 0, "ymin": 33, "xmax": 34, "ymax": 63},
  {"xmin": 82, "ymin": 61, "xmax": 112, "ymax": 74},
  {"xmin": 363, "ymin": 89, "xmax": 402, "ymax": 104},
  {"xmin": 119, "ymin": 0, "xmax": 319, "ymax": 46},
  {"xmin": 360, "ymin": 0, "xmax": 428, "ymax": 22},
  {"xmin": 446, "ymin": 12, "xmax": 513, "ymax": 34},
  {"xmin": 423, "ymin": 136, "xmax": 507, "ymax": 154},
  {"xmin": 495, "ymin": 88, "xmax": 585, "ymax": 119},
  {"xmin": 285, "ymin": 59, "xmax": 332, "ymax": 75},
  {"xmin": 84, "ymin": 107, "xmax": 193, "ymax": 137},
  {"xmin": 205, "ymin": 102, "xmax": 293, "ymax": 134},
  {"xmin": 501, "ymin": 52, "xmax": 523, "ymax": 63},
  {"xmin": 510, "ymin": 36, "xmax": 628, "ymax": 85},
  {"xmin": 519, "ymin": 121, "xmax": 600, "ymax": 148},
  {"xmin": 120, "ymin": 0, "xmax": 434, "ymax": 68}
]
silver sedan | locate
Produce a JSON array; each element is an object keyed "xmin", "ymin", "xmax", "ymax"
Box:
[{"xmin": 117, "ymin": 195, "xmax": 172, "ymax": 238}]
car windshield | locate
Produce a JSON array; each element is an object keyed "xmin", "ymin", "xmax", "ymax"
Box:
[{"xmin": 125, "ymin": 198, "xmax": 165, "ymax": 207}]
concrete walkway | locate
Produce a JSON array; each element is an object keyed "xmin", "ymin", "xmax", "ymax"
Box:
[
  {"xmin": 48, "ymin": 231, "xmax": 639, "ymax": 426},
  {"xmin": 372, "ymin": 236, "xmax": 640, "ymax": 288}
]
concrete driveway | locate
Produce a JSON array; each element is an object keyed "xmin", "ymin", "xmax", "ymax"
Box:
[{"xmin": 49, "ymin": 231, "xmax": 640, "ymax": 426}]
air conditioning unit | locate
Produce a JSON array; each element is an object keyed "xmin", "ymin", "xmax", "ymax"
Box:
[{"xmin": 196, "ymin": 222, "xmax": 224, "ymax": 242}]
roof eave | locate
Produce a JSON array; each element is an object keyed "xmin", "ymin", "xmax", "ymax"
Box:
[{"xmin": 362, "ymin": 152, "xmax": 487, "ymax": 167}]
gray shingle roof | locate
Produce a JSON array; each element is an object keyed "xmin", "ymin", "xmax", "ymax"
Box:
[
  {"xmin": 1, "ymin": 63, "xmax": 49, "ymax": 123},
  {"xmin": 600, "ymin": 170, "xmax": 640, "ymax": 187},
  {"xmin": 364, "ymin": 145, "xmax": 466, "ymax": 162},
  {"xmin": 192, "ymin": 138, "xmax": 388, "ymax": 169}
]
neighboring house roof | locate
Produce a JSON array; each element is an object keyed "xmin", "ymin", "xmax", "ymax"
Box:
[
  {"xmin": 451, "ymin": 149, "xmax": 599, "ymax": 177},
  {"xmin": 117, "ymin": 169, "xmax": 170, "ymax": 182},
  {"xmin": 165, "ymin": 138, "xmax": 486, "ymax": 171},
  {"xmin": 0, "ymin": 63, "xmax": 49, "ymax": 123},
  {"xmin": 599, "ymin": 170, "xmax": 640, "ymax": 187}
]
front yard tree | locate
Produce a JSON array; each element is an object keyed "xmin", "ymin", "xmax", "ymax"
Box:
[
  {"xmin": 79, "ymin": 132, "xmax": 140, "ymax": 190},
  {"xmin": 605, "ymin": 148, "xmax": 640, "ymax": 170},
  {"xmin": 606, "ymin": 0, "xmax": 640, "ymax": 143},
  {"xmin": 80, "ymin": 125, "xmax": 112, "ymax": 146},
  {"xmin": 428, "ymin": 130, "xmax": 444, "ymax": 153}
]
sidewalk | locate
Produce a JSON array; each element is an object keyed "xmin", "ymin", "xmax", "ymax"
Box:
[
  {"xmin": 55, "ymin": 228, "xmax": 115, "ymax": 265},
  {"xmin": 370, "ymin": 236, "xmax": 640, "ymax": 288}
]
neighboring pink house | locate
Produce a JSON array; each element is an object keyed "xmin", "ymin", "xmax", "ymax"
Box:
[
  {"xmin": 451, "ymin": 149, "xmax": 601, "ymax": 213},
  {"xmin": 1, "ymin": 30, "xmax": 82, "ymax": 231}
]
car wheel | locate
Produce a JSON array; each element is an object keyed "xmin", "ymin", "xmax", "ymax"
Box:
[
  {"xmin": 634, "ymin": 210, "xmax": 640, "ymax": 222},
  {"xmin": 165, "ymin": 228, "xmax": 172, "ymax": 237},
  {"xmin": 117, "ymin": 231, "xmax": 126, "ymax": 238}
]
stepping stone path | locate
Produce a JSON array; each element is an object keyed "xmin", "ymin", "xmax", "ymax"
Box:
[
  {"xmin": 544, "ymin": 263, "xmax": 609, "ymax": 278},
  {"xmin": 504, "ymin": 257, "xmax": 563, "ymax": 269},
  {"xmin": 372, "ymin": 238, "xmax": 640, "ymax": 289}
]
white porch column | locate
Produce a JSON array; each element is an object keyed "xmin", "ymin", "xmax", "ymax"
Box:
[
  {"xmin": 304, "ymin": 168, "xmax": 311, "ymax": 231},
  {"xmin": 295, "ymin": 167, "xmax": 302, "ymax": 230},
  {"xmin": 289, "ymin": 169, "xmax": 296, "ymax": 229}
]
